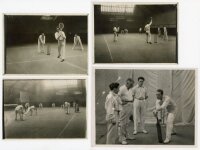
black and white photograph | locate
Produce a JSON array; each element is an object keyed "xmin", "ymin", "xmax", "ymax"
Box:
[
  {"xmin": 94, "ymin": 69, "xmax": 195, "ymax": 145},
  {"xmin": 4, "ymin": 15, "xmax": 88, "ymax": 74},
  {"xmin": 3, "ymin": 79, "xmax": 86, "ymax": 138},
  {"xmin": 94, "ymin": 3, "xmax": 178, "ymax": 63}
]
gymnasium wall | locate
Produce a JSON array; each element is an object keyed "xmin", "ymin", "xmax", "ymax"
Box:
[
  {"xmin": 95, "ymin": 69, "xmax": 195, "ymax": 125},
  {"xmin": 5, "ymin": 16, "xmax": 88, "ymax": 46}
]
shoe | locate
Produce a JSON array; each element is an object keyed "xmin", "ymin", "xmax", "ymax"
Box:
[
  {"xmin": 121, "ymin": 140, "xmax": 128, "ymax": 145},
  {"xmin": 149, "ymin": 42, "xmax": 152, "ymax": 44},
  {"xmin": 163, "ymin": 139, "xmax": 170, "ymax": 144},
  {"xmin": 142, "ymin": 130, "xmax": 148, "ymax": 134},
  {"xmin": 126, "ymin": 136, "xmax": 136, "ymax": 140},
  {"xmin": 57, "ymin": 55, "xmax": 60, "ymax": 58},
  {"xmin": 133, "ymin": 131, "xmax": 137, "ymax": 135},
  {"xmin": 171, "ymin": 132, "xmax": 177, "ymax": 135},
  {"xmin": 61, "ymin": 59, "xmax": 64, "ymax": 62}
]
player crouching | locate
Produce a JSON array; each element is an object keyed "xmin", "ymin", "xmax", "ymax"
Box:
[
  {"xmin": 15, "ymin": 104, "xmax": 25, "ymax": 121},
  {"xmin": 72, "ymin": 34, "xmax": 84, "ymax": 51},
  {"xmin": 24, "ymin": 105, "xmax": 37, "ymax": 116}
]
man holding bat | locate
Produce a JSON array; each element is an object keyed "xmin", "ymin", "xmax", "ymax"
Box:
[{"xmin": 153, "ymin": 89, "xmax": 177, "ymax": 144}]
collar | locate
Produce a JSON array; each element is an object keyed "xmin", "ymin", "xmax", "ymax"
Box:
[{"xmin": 136, "ymin": 84, "xmax": 144, "ymax": 88}]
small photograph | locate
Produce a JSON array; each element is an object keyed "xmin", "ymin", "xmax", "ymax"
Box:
[
  {"xmin": 94, "ymin": 3, "xmax": 178, "ymax": 63},
  {"xmin": 4, "ymin": 15, "xmax": 88, "ymax": 74},
  {"xmin": 3, "ymin": 79, "xmax": 86, "ymax": 138},
  {"xmin": 95, "ymin": 69, "xmax": 195, "ymax": 145}
]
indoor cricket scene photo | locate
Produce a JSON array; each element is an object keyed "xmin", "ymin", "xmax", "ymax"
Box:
[
  {"xmin": 95, "ymin": 69, "xmax": 195, "ymax": 145},
  {"xmin": 4, "ymin": 15, "xmax": 87, "ymax": 74},
  {"xmin": 94, "ymin": 3, "xmax": 177, "ymax": 63},
  {"xmin": 3, "ymin": 79, "xmax": 86, "ymax": 138}
]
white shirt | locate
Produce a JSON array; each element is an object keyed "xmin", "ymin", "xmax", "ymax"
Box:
[
  {"xmin": 132, "ymin": 84, "xmax": 148, "ymax": 100},
  {"xmin": 38, "ymin": 35, "xmax": 45, "ymax": 44},
  {"xmin": 118, "ymin": 85, "xmax": 133, "ymax": 102},
  {"xmin": 105, "ymin": 91, "xmax": 122, "ymax": 121},
  {"xmin": 156, "ymin": 95, "xmax": 176, "ymax": 113},
  {"xmin": 15, "ymin": 105, "xmax": 23, "ymax": 111}
]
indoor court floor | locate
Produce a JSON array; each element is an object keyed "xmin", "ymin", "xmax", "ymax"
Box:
[
  {"xmin": 5, "ymin": 43, "xmax": 88, "ymax": 74},
  {"xmin": 4, "ymin": 107, "xmax": 86, "ymax": 138},
  {"xmin": 96, "ymin": 122, "xmax": 194, "ymax": 145},
  {"xmin": 95, "ymin": 33, "xmax": 177, "ymax": 63}
]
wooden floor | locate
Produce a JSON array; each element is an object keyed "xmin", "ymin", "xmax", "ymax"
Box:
[
  {"xmin": 5, "ymin": 43, "xmax": 87, "ymax": 74},
  {"xmin": 95, "ymin": 33, "xmax": 177, "ymax": 63},
  {"xmin": 4, "ymin": 107, "xmax": 86, "ymax": 138}
]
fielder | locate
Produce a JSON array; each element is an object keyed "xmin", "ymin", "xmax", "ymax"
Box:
[
  {"xmin": 15, "ymin": 105, "xmax": 24, "ymax": 121},
  {"xmin": 25, "ymin": 105, "xmax": 37, "ymax": 116},
  {"xmin": 132, "ymin": 77, "xmax": 148, "ymax": 135},
  {"xmin": 72, "ymin": 34, "xmax": 84, "ymax": 51},
  {"xmin": 118, "ymin": 78, "xmax": 135, "ymax": 144},
  {"xmin": 163, "ymin": 27, "xmax": 168, "ymax": 41},
  {"xmin": 153, "ymin": 89, "xmax": 177, "ymax": 144},
  {"xmin": 139, "ymin": 27, "xmax": 142, "ymax": 34},
  {"xmin": 113, "ymin": 26, "xmax": 118, "ymax": 42},
  {"xmin": 55, "ymin": 23, "xmax": 66, "ymax": 62},
  {"xmin": 38, "ymin": 33, "xmax": 45, "ymax": 53},
  {"xmin": 39, "ymin": 103, "xmax": 43, "ymax": 109},
  {"xmin": 144, "ymin": 17, "xmax": 152, "ymax": 44},
  {"xmin": 105, "ymin": 82, "xmax": 122, "ymax": 144},
  {"xmin": 52, "ymin": 103, "xmax": 56, "ymax": 108},
  {"xmin": 25, "ymin": 102, "xmax": 30, "ymax": 111},
  {"xmin": 64, "ymin": 101, "xmax": 70, "ymax": 114}
]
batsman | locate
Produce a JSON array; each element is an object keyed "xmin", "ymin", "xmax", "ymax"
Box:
[{"xmin": 153, "ymin": 89, "xmax": 177, "ymax": 144}]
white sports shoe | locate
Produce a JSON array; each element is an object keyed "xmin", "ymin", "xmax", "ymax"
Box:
[
  {"xmin": 133, "ymin": 131, "xmax": 137, "ymax": 135},
  {"xmin": 121, "ymin": 140, "xmax": 128, "ymax": 145},
  {"xmin": 142, "ymin": 130, "xmax": 148, "ymax": 134},
  {"xmin": 163, "ymin": 139, "xmax": 170, "ymax": 144}
]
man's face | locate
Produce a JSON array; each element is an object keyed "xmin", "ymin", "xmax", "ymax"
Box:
[
  {"xmin": 113, "ymin": 87, "xmax": 119, "ymax": 94},
  {"xmin": 126, "ymin": 80, "xmax": 133, "ymax": 89},
  {"xmin": 138, "ymin": 79, "xmax": 144, "ymax": 87},
  {"xmin": 156, "ymin": 91, "xmax": 163, "ymax": 100}
]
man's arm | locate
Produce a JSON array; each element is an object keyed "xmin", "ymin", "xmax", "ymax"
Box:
[
  {"xmin": 156, "ymin": 98, "xmax": 170, "ymax": 111},
  {"xmin": 149, "ymin": 17, "xmax": 152, "ymax": 26}
]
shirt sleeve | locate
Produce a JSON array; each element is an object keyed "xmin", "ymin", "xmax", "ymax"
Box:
[
  {"xmin": 105, "ymin": 96, "xmax": 115, "ymax": 121},
  {"xmin": 55, "ymin": 32, "xmax": 59, "ymax": 40},
  {"xmin": 156, "ymin": 98, "xmax": 170, "ymax": 111},
  {"xmin": 62, "ymin": 32, "xmax": 66, "ymax": 39}
]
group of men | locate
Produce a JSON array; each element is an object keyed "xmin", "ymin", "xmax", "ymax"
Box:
[
  {"xmin": 144, "ymin": 17, "xmax": 169, "ymax": 44},
  {"xmin": 61, "ymin": 101, "xmax": 80, "ymax": 113},
  {"xmin": 105, "ymin": 77, "xmax": 177, "ymax": 145},
  {"xmin": 37, "ymin": 22, "xmax": 84, "ymax": 62},
  {"xmin": 15, "ymin": 103, "xmax": 37, "ymax": 121},
  {"xmin": 112, "ymin": 17, "xmax": 168, "ymax": 44}
]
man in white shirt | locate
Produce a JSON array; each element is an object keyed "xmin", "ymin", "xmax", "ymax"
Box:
[
  {"xmin": 72, "ymin": 34, "xmax": 84, "ymax": 51},
  {"xmin": 105, "ymin": 82, "xmax": 122, "ymax": 144},
  {"xmin": 133, "ymin": 77, "xmax": 148, "ymax": 135},
  {"xmin": 153, "ymin": 89, "xmax": 177, "ymax": 144},
  {"xmin": 15, "ymin": 104, "xmax": 24, "ymax": 121},
  {"xmin": 163, "ymin": 27, "xmax": 168, "ymax": 41},
  {"xmin": 118, "ymin": 78, "xmax": 136, "ymax": 144},
  {"xmin": 64, "ymin": 101, "xmax": 70, "ymax": 114},
  {"xmin": 113, "ymin": 26, "xmax": 118, "ymax": 42},
  {"xmin": 24, "ymin": 105, "xmax": 37, "ymax": 116},
  {"xmin": 55, "ymin": 24, "xmax": 66, "ymax": 62},
  {"xmin": 38, "ymin": 32, "xmax": 45, "ymax": 53},
  {"xmin": 144, "ymin": 17, "xmax": 152, "ymax": 44}
]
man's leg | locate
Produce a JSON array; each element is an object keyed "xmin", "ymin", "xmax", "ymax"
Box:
[
  {"xmin": 133, "ymin": 100, "xmax": 139, "ymax": 134},
  {"xmin": 140, "ymin": 101, "xmax": 148, "ymax": 133},
  {"xmin": 119, "ymin": 110, "xmax": 128, "ymax": 144},
  {"xmin": 106, "ymin": 122, "xmax": 118, "ymax": 144},
  {"xmin": 15, "ymin": 111, "xmax": 18, "ymax": 120},
  {"xmin": 58, "ymin": 45, "xmax": 61, "ymax": 58},
  {"xmin": 148, "ymin": 33, "xmax": 152, "ymax": 44},
  {"xmin": 61, "ymin": 44, "xmax": 65, "ymax": 62},
  {"xmin": 164, "ymin": 113, "xmax": 175, "ymax": 143}
]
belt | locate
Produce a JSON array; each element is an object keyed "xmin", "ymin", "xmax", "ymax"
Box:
[{"xmin": 135, "ymin": 98, "xmax": 145, "ymax": 101}]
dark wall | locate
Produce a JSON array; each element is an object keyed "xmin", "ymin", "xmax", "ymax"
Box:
[
  {"xmin": 94, "ymin": 5, "xmax": 177, "ymax": 35},
  {"xmin": 5, "ymin": 15, "xmax": 88, "ymax": 46}
]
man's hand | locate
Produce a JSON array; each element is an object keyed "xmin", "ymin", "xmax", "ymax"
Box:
[
  {"xmin": 153, "ymin": 110, "xmax": 158, "ymax": 118},
  {"xmin": 139, "ymin": 97, "xmax": 145, "ymax": 100}
]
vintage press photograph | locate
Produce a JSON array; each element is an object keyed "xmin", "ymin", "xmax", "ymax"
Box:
[
  {"xmin": 3, "ymin": 79, "xmax": 87, "ymax": 138},
  {"xmin": 4, "ymin": 15, "xmax": 88, "ymax": 74},
  {"xmin": 94, "ymin": 69, "xmax": 195, "ymax": 145},
  {"xmin": 94, "ymin": 3, "xmax": 178, "ymax": 63}
]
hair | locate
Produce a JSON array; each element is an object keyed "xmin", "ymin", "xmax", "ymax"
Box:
[
  {"xmin": 126, "ymin": 78, "xmax": 133, "ymax": 83},
  {"xmin": 157, "ymin": 89, "xmax": 164, "ymax": 95},
  {"xmin": 138, "ymin": 76, "xmax": 145, "ymax": 81},
  {"xmin": 109, "ymin": 82, "xmax": 120, "ymax": 91}
]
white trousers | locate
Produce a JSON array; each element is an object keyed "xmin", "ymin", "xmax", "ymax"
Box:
[
  {"xmin": 166, "ymin": 112, "xmax": 175, "ymax": 140},
  {"xmin": 146, "ymin": 31, "xmax": 151, "ymax": 43},
  {"xmin": 134, "ymin": 99, "xmax": 146, "ymax": 131}
]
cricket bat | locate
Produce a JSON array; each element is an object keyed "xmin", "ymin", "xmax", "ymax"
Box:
[{"xmin": 156, "ymin": 116, "xmax": 163, "ymax": 143}]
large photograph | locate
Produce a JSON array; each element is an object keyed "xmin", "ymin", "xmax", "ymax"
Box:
[
  {"xmin": 4, "ymin": 15, "xmax": 88, "ymax": 74},
  {"xmin": 94, "ymin": 3, "xmax": 178, "ymax": 63},
  {"xmin": 3, "ymin": 79, "xmax": 87, "ymax": 138},
  {"xmin": 95, "ymin": 69, "xmax": 195, "ymax": 145}
]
